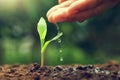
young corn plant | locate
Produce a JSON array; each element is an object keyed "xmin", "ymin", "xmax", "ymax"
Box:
[{"xmin": 37, "ymin": 17, "xmax": 63, "ymax": 67}]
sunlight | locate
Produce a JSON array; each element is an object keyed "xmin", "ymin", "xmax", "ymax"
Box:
[
  {"xmin": 0, "ymin": 0, "xmax": 18, "ymax": 6},
  {"xmin": 0, "ymin": 0, "xmax": 23, "ymax": 10}
]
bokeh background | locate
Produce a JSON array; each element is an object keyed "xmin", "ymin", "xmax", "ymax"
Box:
[{"xmin": 0, "ymin": 0, "xmax": 120, "ymax": 65}]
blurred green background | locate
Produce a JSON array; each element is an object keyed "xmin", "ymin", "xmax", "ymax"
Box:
[{"xmin": 0, "ymin": 0, "xmax": 120, "ymax": 65}]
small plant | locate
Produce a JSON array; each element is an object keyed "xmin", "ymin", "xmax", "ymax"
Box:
[{"xmin": 37, "ymin": 17, "xmax": 63, "ymax": 67}]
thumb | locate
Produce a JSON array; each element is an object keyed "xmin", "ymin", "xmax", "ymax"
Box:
[{"xmin": 58, "ymin": 0, "xmax": 66, "ymax": 4}]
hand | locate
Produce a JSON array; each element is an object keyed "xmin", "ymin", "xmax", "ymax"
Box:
[{"xmin": 47, "ymin": 0, "xmax": 120, "ymax": 23}]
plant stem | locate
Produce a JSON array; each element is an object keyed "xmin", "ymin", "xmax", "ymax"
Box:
[{"xmin": 41, "ymin": 52, "xmax": 44, "ymax": 67}]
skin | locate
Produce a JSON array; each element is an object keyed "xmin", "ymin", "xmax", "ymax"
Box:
[{"xmin": 47, "ymin": 0, "xmax": 120, "ymax": 23}]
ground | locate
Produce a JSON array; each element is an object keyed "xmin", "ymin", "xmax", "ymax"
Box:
[{"xmin": 0, "ymin": 61, "xmax": 120, "ymax": 80}]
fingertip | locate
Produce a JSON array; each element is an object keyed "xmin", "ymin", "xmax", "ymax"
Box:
[
  {"xmin": 46, "ymin": 13, "xmax": 53, "ymax": 22},
  {"xmin": 46, "ymin": 12, "xmax": 49, "ymax": 18},
  {"xmin": 47, "ymin": 14, "xmax": 58, "ymax": 23}
]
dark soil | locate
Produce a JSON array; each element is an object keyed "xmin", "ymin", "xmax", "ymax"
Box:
[{"xmin": 0, "ymin": 61, "xmax": 120, "ymax": 80}]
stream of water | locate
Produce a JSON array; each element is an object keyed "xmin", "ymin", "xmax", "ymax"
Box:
[{"xmin": 54, "ymin": 23, "xmax": 64, "ymax": 62}]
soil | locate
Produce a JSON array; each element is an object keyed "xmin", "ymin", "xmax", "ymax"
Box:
[{"xmin": 0, "ymin": 61, "xmax": 120, "ymax": 80}]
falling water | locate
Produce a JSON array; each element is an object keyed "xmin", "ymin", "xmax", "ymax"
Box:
[
  {"xmin": 58, "ymin": 38, "xmax": 61, "ymax": 43},
  {"xmin": 54, "ymin": 23, "xmax": 64, "ymax": 62},
  {"xmin": 60, "ymin": 57, "xmax": 63, "ymax": 61},
  {"xmin": 59, "ymin": 49, "xmax": 62, "ymax": 53}
]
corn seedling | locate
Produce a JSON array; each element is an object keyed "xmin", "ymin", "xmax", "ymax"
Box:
[{"xmin": 37, "ymin": 17, "xmax": 63, "ymax": 67}]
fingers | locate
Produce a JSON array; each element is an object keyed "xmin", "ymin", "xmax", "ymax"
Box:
[
  {"xmin": 47, "ymin": 0, "xmax": 120, "ymax": 23},
  {"xmin": 47, "ymin": 0, "xmax": 73, "ymax": 17},
  {"xmin": 47, "ymin": 0, "xmax": 74, "ymax": 22},
  {"xmin": 49, "ymin": 8, "xmax": 68, "ymax": 22},
  {"xmin": 47, "ymin": 0, "xmax": 103, "ymax": 22},
  {"xmin": 67, "ymin": 0, "xmax": 103, "ymax": 15},
  {"xmin": 65, "ymin": 0, "xmax": 120, "ymax": 22}
]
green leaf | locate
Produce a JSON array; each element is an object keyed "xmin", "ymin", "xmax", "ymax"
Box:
[
  {"xmin": 51, "ymin": 32, "xmax": 63, "ymax": 41},
  {"xmin": 37, "ymin": 17, "xmax": 47, "ymax": 48},
  {"xmin": 41, "ymin": 32, "xmax": 63, "ymax": 54}
]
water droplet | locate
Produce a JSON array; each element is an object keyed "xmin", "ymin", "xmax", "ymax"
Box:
[
  {"xmin": 60, "ymin": 57, "xmax": 63, "ymax": 61},
  {"xmin": 58, "ymin": 39, "xmax": 61, "ymax": 43},
  {"xmin": 59, "ymin": 49, "xmax": 62, "ymax": 53},
  {"xmin": 54, "ymin": 23, "xmax": 64, "ymax": 63}
]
